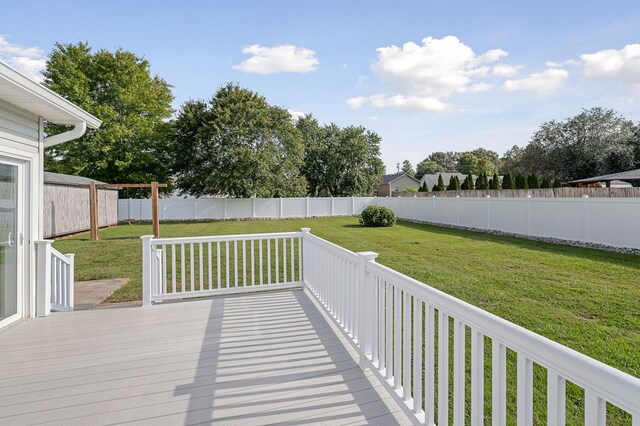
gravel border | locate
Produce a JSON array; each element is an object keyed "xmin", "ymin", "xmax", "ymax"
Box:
[{"xmin": 400, "ymin": 218, "xmax": 640, "ymax": 256}]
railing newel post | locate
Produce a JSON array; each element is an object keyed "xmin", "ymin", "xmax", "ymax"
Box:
[
  {"xmin": 67, "ymin": 253, "xmax": 75, "ymax": 310},
  {"xmin": 300, "ymin": 228, "xmax": 311, "ymax": 285},
  {"xmin": 356, "ymin": 250, "xmax": 378, "ymax": 371},
  {"xmin": 141, "ymin": 235, "xmax": 154, "ymax": 307},
  {"xmin": 35, "ymin": 240, "xmax": 54, "ymax": 317}
]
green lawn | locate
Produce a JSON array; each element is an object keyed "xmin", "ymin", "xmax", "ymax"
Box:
[{"xmin": 54, "ymin": 217, "xmax": 639, "ymax": 422}]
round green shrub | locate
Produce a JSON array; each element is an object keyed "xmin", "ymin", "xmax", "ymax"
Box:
[{"xmin": 359, "ymin": 206, "xmax": 397, "ymax": 227}]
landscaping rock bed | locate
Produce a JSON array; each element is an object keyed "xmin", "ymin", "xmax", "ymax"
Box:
[{"xmin": 403, "ymin": 219, "xmax": 640, "ymax": 256}]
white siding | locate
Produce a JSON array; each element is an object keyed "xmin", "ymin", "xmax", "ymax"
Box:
[
  {"xmin": 389, "ymin": 175, "xmax": 420, "ymax": 192},
  {"xmin": 0, "ymin": 99, "xmax": 39, "ymax": 148}
]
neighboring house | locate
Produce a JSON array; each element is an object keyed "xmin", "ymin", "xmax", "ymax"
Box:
[
  {"xmin": 569, "ymin": 168, "xmax": 640, "ymax": 188},
  {"xmin": 43, "ymin": 172, "xmax": 118, "ymax": 238},
  {"xmin": 376, "ymin": 173, "xmax": 420, "ymax": 196},
  {"xmin": 420, "ymin": 172, "xmax": 477, "ymax": 189},
  {"xmin": 0, "ymin": 61, "xmax": 101, "ymax": 329}
]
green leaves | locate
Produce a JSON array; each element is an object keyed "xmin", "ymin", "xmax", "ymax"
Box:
[
  {"xmin": 172, "ymin": 83, "xmax": 306, "ymax": 198},
  {"xmin": 43, "ymin": 43, "xmax": 174, "ymax": 193},
  {"xmin": 297, "ymin": 115, "xmax": 384, "ymax": 197}
]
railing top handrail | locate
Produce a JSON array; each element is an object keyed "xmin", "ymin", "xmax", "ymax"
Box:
[
  {"xmin": 150, "ymin": 231, "xmax": 302, "ymax": 245},
  {"xmin": 366, "ymin": 260, "xmax": 640, "ymax": 413},
  {"xmin": 50, "ymin": 246, "xmax": 72, "ymax": 265},
  {"xmin": 303, "ymin": 232, "xmax": 361, "ymax": 263}
]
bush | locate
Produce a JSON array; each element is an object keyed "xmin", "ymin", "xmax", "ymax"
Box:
[
  {"xmin": 502, "ymin": 172, "xmax": 515, "ymax": 189},
  {"xmin": 515, "ymin": 173, "xmax": 528, "ymax": 189},
  {"xmin": 432, "ymin": 173, "xmax": 445, "ymax": 192},
  {"xmin": 418, "ymin": 182, "xmax": 429, "ymax": 192},
  {"xmin": 553, "ymin": 178, "xmax": 562, "ymax": 188},
  {"xmin": 403, "ymin": 185, "xmax": 418, "ymax": 193},
  {"xmin": 527, "ymin": 173, "xmax": 540, "ymax": 189},
  {"xmin": 359, "ymin": 206, "xmax": 397, "ymax": 227}
]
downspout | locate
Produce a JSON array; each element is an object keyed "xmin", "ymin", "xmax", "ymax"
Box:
[{"xmin": 43, "ymin": 121, "xmax": 87, "ymax": 147}]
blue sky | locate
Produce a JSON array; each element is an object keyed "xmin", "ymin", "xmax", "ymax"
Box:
[{"xmin": 2, "ymin": 0, "xmax": 640, "ymax": 172}]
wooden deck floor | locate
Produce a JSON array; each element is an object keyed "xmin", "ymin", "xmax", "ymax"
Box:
[{"xmin": 0, "ymin": 290, "xmax": 411, "ymax": 425}]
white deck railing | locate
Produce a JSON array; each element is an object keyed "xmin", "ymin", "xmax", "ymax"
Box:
[
  {"xmin": 141, "ymin": 229, "xmax": 640, "ymax": 424},
  {"xmin": 36, "ymin": 241, "xmax": 75, "ymax": 316},
  {"xmin": 141, "ymin": 232, "xmax": 303, "ymax": 305}
]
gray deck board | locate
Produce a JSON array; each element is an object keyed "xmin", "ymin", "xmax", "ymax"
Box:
[{"xmin": 0, "ymin": 290, "xmax": 411, "ymax": 425}]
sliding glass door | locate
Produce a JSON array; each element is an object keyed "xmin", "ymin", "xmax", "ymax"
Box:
[{"xmin": 0, "ymin": 160, "xmax": 22, "ymax": 324}]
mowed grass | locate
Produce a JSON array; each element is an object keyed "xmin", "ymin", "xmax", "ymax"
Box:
[{"xmin": 54, "ymin": 216, "xmax": 640, "ymax": 384}]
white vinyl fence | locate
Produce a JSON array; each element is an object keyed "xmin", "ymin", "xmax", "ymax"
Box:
[
  {"xmin": 119, "ymin": 197, "xmax": 375, "ymax": 221},
  {"xmin": 123, "ymin": 196, "xmax": 640, "ymax": 250},
  {"xmin": 141, "ymin": 229, "xmax": 640, "ymax": 424},
  {"xmin": 373, "ymin": 196, "xmax": 640, "ymax": 250}
]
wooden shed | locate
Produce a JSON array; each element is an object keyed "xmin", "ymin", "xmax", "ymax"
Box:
[{"xmin": 43, "ymin": 172, "xmax": 118, "ymax": 238}]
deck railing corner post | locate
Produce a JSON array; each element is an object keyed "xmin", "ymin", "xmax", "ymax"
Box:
[
  {"xmin": 67, "ymin": 253, "xmax": 75, "ymax": 310},
  {"xmin": 35, "ymin": 240, "xmax": 54, "ymax": 317},
  {"xmin": 356, "ymin": 251, "xmax": 378, "ymax": 371},
  {"xmin": 141, "ymin": 235, "xmax": 154, "ymax": 307}
]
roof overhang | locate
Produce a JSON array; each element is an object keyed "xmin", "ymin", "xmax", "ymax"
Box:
[{"xmin": 0, "ymin": 61, "xmax": 101, "ymax": 129}]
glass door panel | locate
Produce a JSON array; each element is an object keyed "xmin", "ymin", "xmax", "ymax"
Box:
[{"xmin": 0, "ymin": 163, "xmax": 18, "ymax": 321}]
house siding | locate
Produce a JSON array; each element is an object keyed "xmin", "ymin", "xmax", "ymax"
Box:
[{"xmin": 0, "ymin": 99, "xmax": 39, "ymax": 148}]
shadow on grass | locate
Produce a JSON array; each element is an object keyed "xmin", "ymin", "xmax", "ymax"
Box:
[{"xmin": 387, "ymin": 220, "xmax": 640, "ymax": 270}]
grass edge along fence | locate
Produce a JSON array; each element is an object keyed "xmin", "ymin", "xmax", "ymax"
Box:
[{"xmin": 119, "ymin": 196, "xmax": 640, "ymax": 250}]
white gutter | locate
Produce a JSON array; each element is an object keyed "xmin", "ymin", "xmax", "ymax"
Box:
[{"xmin": 43, "ymin": 122, "xmax": 87, "ymax": 148}]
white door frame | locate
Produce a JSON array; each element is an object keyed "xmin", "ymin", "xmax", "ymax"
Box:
[{"xmin": 0, "ymin": 155, "xmax": 28, "ymax": 330}]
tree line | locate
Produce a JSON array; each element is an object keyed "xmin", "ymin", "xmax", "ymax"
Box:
[
  {"xmin": 42, "ymin": 43, "xmax": 384, "ymax": 198},
  {"xmin": 401, "ymin": 108, "xmax": 640, "ymax": 186}
]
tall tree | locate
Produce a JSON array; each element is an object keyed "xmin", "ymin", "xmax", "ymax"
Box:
[
  {"xmin": 401, "ymin": 160, "xmax": 416, "ymax": 177},
  {"xmin": 526, "ymin": 108, "xmax": 636, "ymax": 181},
  {"xmin": 425, "ymin": 151, "xmax": 459, "ymax": 172},
  {"xmin": 298, "ymin": 115, "xmax": 384, "ymax": 196},
  {"xmin": 457, "ymin": 152, "xmax": 479, "ymax": 174},
  {"xmin": 172, "ymin": 83, "xmax": 306, "ymax": 197},
  {"xmin": 43, "ymin": 42, "xmax": 174, "ymax": 191},
  {"xmin": 416, "ymin": 160, "xmax": 444, "ymax": 177}
]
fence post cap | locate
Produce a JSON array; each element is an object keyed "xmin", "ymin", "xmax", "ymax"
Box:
[
  {"xmin": 357, "ymin": 251, "xmax": 379, "ymax": 261},
  {"xmin": 582, "ymin": 195, "xmax": 589, "ymax": 198},
  {"xmin": 35, "ymin": 240, "xmax": 55, "ymax": 246},
  {"xmin": 486, "ymin": 195, "xmax": 491, "ymax": 198},
  {"xmin": 140, "ymin": 235, "xmax": 154, "ymax": 241},
  {"xmin": 300, "ymin": 227, "xmax": 311, "ymax": 233}
]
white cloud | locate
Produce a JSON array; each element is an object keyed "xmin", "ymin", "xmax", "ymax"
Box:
[
  {"xmin": 233, "ymin": 44, "xmax": 319, "ymax": 74},
  {"xmin": 503, "ymin": 68, "xmax": 568, "ymax": 96},
  {"xmin": 347, "ymin": 35, "xmax": 521, "ymax": 112},
  {"xmin": 346, "ymin": 97, "xmax": 367, "ymax": 109},
  {"xmin": 492, "ymin": 64, "xmax": 522, "ymax": 77},
  {"xmin": 479, "ymin": 49, "xmax": 508, "ymax": 63},
  {"xmin": 0, "ymin": 36, "xmax": 46, "ymax": 81},
  {"xmin": 469, "ymin": 82, "xmax": 493, "ymax": 92},
  {"xmin": 347, "ymin": 94, "xmax": 448, "ymax": 112},
  {"xmin": 580, "ymin": 44, "xmax": 640, "ymax": 89},
  {"xmin": 287, "ymin": 109, "xmax": 306, "ymax": 120}
]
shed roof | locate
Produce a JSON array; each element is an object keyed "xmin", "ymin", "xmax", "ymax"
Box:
[
  {"xmin": 0, "ymin": 61, "xmax": 101, "ymax": 128},
  {"xmin": 380, "ymin": 173, "xmax": 420, "ymax": 184},
  {"xmin": 568, "ymin": 169, "xmax": 640, "ymax": 185},
  {"xmin": 44, "ymin": 171, "xmax": 105, "ymax": 186}
]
